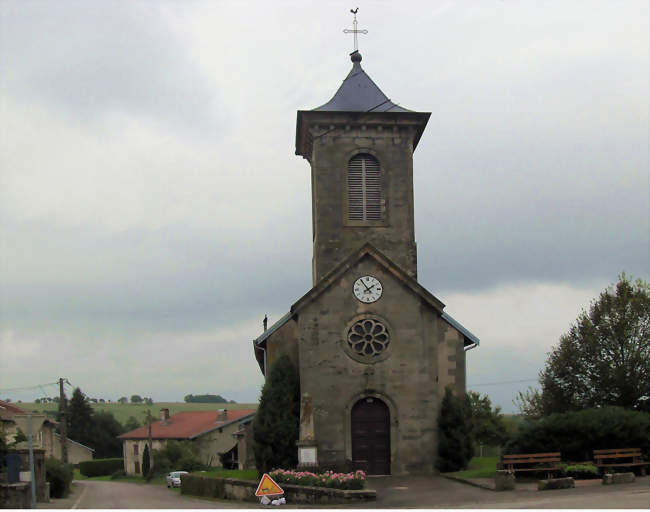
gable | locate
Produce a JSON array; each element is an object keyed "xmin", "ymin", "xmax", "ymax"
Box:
[{"xmin": 253, "ymin": 243, "xmax": 479, "ymax": 354}]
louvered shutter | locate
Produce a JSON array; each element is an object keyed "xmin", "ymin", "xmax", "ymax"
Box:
[{"xmin": 348, "ymin": 154, "xmax": 382, "ymax": 221}]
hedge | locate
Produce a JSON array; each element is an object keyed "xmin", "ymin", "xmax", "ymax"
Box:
[
  {"xmin": 182, "ymin": 474, "xmax": 226, "ymax": 498},
  {"xmin": 504, "ymin": 407, "xmax": 650, "ymax": 461},
  {"xmin": 79, "ymin": 458, "xmax": 124, "ymax": 477},
  {"xmin": 45, "ymin": 458, "xmax": 73, "ymax": 498}
]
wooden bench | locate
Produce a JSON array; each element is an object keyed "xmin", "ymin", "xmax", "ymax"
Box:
[
  {"xmin": 501, "ymin": 452, "xmax": 562, "ymax": 479},
  {"xmin": 594, "ymin": 448, "xmax": 648, "ymax": 476}
]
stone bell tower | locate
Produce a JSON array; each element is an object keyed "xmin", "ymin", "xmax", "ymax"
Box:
[{"xmin": 295, "ymin": 50, "xmax": 431, "ymax": 285}]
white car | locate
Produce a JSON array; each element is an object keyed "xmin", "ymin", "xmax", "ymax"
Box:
[{"xmin": 166, "ymin": 471, "xmax": 188, "ymax": 488}]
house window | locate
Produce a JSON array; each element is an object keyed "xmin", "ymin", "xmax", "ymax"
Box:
[
  {"xmin": 347, "ymin": 153, "xmax": 382, "ymax": 221},
  {"xmin": 134, "ymin": 444, "xmax": 139, "ymax": 456}
]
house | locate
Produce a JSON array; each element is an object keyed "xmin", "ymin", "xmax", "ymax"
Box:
[
  {"xmin": 118, "ymin": 408, "xmax": 256, "ymax": 475},
  {"xmin": 0, "ymin": 400, "xmax": 94, "ymax": 464},
  {"xmin": 252, "ymin": 43, "xmax": 479, "ymax": 475}
]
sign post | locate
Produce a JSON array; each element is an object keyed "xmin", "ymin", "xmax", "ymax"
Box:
[{"xmin": 255, "ymin": 473, "xmax": 284, "ymax": 505}]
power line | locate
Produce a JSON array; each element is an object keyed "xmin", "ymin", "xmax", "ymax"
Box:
[
  {"xmin": 0, "ymin": 381, "xmax": 60, "ymax": 393},
  {"xmin": 469, "ymin": 378, "xmax": 538, "ymax": 387}
]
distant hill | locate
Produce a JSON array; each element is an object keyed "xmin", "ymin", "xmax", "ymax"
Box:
[{"xmin": 21, "ymin": 401, "xmax": 258, "ymax": 427}]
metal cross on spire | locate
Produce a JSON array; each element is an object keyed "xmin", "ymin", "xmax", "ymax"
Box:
[{"xmin": 343, "ymin": 8, "xmax": 368, "ymax": 53}]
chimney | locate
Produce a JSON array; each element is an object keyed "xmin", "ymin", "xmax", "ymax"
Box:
[
  {"xmin": 263, "ymin": 315, "xmax": 268, "ymax": 331},
  {"xmin": 160, "ymin": 408, "xmax": 170, "ymax": 423},
  {"xmin": 217, "ymin": 409, "xmax": 228, "ymax": 422}
]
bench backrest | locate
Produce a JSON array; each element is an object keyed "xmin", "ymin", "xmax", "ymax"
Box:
[
  {"xmin": 502, "ymin": 452, "xmax": 561, "ymax": 465},
  {"xmin": 594, "ymin": 448, "xmax": 641, "ymax": 460}
]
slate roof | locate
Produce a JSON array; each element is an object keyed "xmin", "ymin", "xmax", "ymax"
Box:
[
  {"xmin": 314, "ymin": 51, "xmax": 411, "ymax": 113},
  {"xmin": 118, "ymin": 409, "xmax": 256, "ymax": 441}
]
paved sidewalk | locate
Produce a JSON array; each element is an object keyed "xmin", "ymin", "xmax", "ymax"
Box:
[{"xmin": 366, "ymin": 474, "xmax": 650, "ymax": 508}]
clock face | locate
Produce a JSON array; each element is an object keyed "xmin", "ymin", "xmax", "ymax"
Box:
[{"xmin": 353, "ymin": 275, "xmax": 383, "ymax": 303}]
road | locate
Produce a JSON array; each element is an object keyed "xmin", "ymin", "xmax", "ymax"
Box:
[
  {"xmin": 41, "ymin": 480, "xmax": 248, "ymax": 509},
  {"xmin": 41, "ymin": 475, "xmax": 650, "ymax": 509}
]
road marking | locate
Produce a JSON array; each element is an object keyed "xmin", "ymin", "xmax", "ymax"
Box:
[{"xmin": 72, "ymin": 482, "xmax": 87, "ymax": 509}]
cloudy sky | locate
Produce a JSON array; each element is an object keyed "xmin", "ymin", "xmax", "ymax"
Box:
[{"xmin": 1, "ymin": 1, "xmax": 647, "ymax": 412}]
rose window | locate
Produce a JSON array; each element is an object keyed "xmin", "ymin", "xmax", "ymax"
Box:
[{"xmin": 347, "ymin": 319, "xmax": 390, "ymax": 357}]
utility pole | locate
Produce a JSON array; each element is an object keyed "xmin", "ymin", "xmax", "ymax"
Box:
[
  {"xmin": 59, "ymin": 378, "xmax": 68, "ymax": 463},
  {"xmin": 145, "ymin": 409, "xmax": 153, "ymax": 475}
]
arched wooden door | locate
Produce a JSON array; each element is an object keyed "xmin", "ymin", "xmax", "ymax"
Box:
[{"xmin": 351, "ymin": 397, "xmax": 390, "ymax": 475}]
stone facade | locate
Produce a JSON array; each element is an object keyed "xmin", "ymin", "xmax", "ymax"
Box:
[
  {"xmin": 253, "ymin": 51, "xmax": 478, "ymax": 475},
  {"xmin": 119, "ymin": 409, "xmax": 256, "ymax": 475}
]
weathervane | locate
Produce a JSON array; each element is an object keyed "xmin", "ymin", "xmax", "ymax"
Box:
[{"xmin": 343, "ymin": 8, "xmax": 368, "ymax": 53}]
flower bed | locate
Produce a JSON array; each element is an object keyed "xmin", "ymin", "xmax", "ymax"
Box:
[{"xmin": 269, "ymin": 469, "xmax": 366, "ymax": 490}]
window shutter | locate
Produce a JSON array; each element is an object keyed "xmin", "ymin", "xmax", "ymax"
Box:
[{"xmin": 348, "ymin": 154, "xmax": 382, "ymax": 221}]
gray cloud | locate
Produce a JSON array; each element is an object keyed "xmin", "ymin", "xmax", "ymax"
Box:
[
  {"xmin": 0, "ymin": 0, "xmax": 222, "ymax": 134},
  {"xmin": 0, "ymin": 1, "xmax": 647, "ymax": 407}
]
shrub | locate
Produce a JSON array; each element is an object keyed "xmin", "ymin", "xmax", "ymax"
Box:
[
  {"xmin": 181, "ymin": 474, "xmax": 226, "ymax": 498},
  {"xmin": 45, "ymin": 458, "xmax": 73, "ymax": 498},
  {"xmin": 560, "ymin": 463, "xmax": 600, "ymax": 479},
  {"xmin": 269, "ymin": 469, "xmax": 366, "ymax": 490},
  {"xmin": 504, "ymin": 407, "xmax": 650, "ymax": 461},
  {"xmin": 437, "ymin": 386, "xmax": 474, "ymax": 472},
  {"xmin": 79, "ymin": 458, "xmax": 124, "ymax": 477},
  {"xmin": 151, "ymin": 440, "xmax": 203, "ymax": 476},
  {"xmin": 110, "ymin": 469, "xmax": 126, "ymax": 480}
]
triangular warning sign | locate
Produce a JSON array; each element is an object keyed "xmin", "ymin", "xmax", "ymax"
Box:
[{"xmin": 255, "ymin": 473, "xmax": 284, "ymax": 496}]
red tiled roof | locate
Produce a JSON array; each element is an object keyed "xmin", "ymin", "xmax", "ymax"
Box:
[
  {"xmin": 0, "ymin": 400, "xmax": 27, "ymax": 419},
  {"xmin": 118, "ymin": 409, "xmax": 256, "ymax": 440}
]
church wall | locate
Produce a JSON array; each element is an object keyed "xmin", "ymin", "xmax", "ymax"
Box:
[
  {"xmin": 296, "ymin": 256, "xmax": 456, "ymax": 475},
  {"xmin": 438, "ymin": 325, "xmax": 466, "ymax": 398},
  {"xmin": 265, "ymin": 318, "xmax": 299, "ymax": 372},
  {"xmin": 308, "ymin": 113, "xmax": 419, "ymax": 284}
]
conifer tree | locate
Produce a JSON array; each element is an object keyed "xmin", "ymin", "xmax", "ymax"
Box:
[
  {"xmin": 142, "ymin": 443, "xmax": 151, "ymax": 477},
  {"xmin": 436, "ymin": 386, "xmax": 474, "ymax": 472},
  {"xmin": 253, "ymin": 353, "xmax": 300, "ymax": 473},
  {"xmin": 67, "ymin": 387, "xmax": 94, "ymax": 446}
]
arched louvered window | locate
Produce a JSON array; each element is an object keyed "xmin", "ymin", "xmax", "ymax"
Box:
[{"xmin": 348, "ymin": 154, "xmax": 382, "ymax": 221}]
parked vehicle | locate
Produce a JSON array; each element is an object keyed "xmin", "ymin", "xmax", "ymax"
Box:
[{"xmin": 166, "ymin": 471, "xmax": 188, "ymax": 488}]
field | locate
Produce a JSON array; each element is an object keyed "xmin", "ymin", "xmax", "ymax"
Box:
[{"xmin": 18, "ymin": 401, "xmax": 258, "ymax": 427}]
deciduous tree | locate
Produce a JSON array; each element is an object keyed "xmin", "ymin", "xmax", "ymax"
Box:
[
  {"xmin": 468, "ymin": 391, "xmax": 508, "ymax": 446},
  {"xmin": 517, "ymin": 274, "xmax": 650, "ymax": 416}
]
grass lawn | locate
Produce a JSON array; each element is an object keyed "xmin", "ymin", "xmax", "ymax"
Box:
[
  {"xmin": 193, "ymin": 468, "xmax": 259, "ymax": 481},
  {"xmin": 446, "ymin": 456, "xmax": 498, "ymax": 479},
  {"xmin": 18, "ymin": 401, "xmax": 258, "ymax": 426}
]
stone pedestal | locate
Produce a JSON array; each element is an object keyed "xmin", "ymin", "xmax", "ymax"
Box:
[
  {"xmin": 297, "ymin": 393, "xmax": 318, "ymax": 469},
  {"xmin": 494, "ymin": 470, "xmax": 515, "ymax": 491}
]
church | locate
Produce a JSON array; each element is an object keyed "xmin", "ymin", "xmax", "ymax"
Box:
[{"xmin": 253, "ymin": 33, "xmax": 479, "ymax": 475}]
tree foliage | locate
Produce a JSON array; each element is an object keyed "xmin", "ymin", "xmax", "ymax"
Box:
[
  {"xmin": 67, "ymin": 387, "xmax": 94, "ymax": 444},
  {"xmin": 65, "ymin": 387, "xmax": 124, "ymax": 458},
  {"xmin": 517, "ymin": 275, "xmax": 650, "ymax": 417},
  {"xmin": 468, "ymin": 391, "xmax": 508, "ymax": 446},
  {"xmin": 253, "ymin": 353, "xmax": 300, "ymax": 474},
  {"xmin": 151, "ymin": 440, "xmax": 203, "ymax": 475},
  {"xmin": 436, "ymin": 386, "xmax": 474, "ymax": 472},
  {"xmin": 184, "ymin": 394, "xmax": 234, "ymax": 403},
  {"xmin": 142, "ymin": 443, "xmax": 151, "ymax": 478},
  {"xmin": 504, "ymin": 407, "xmax": 650, "ymax": 461},
  {"xmin": 130, "ymin": 395, "xmax": 143, "ymax": 404}
]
